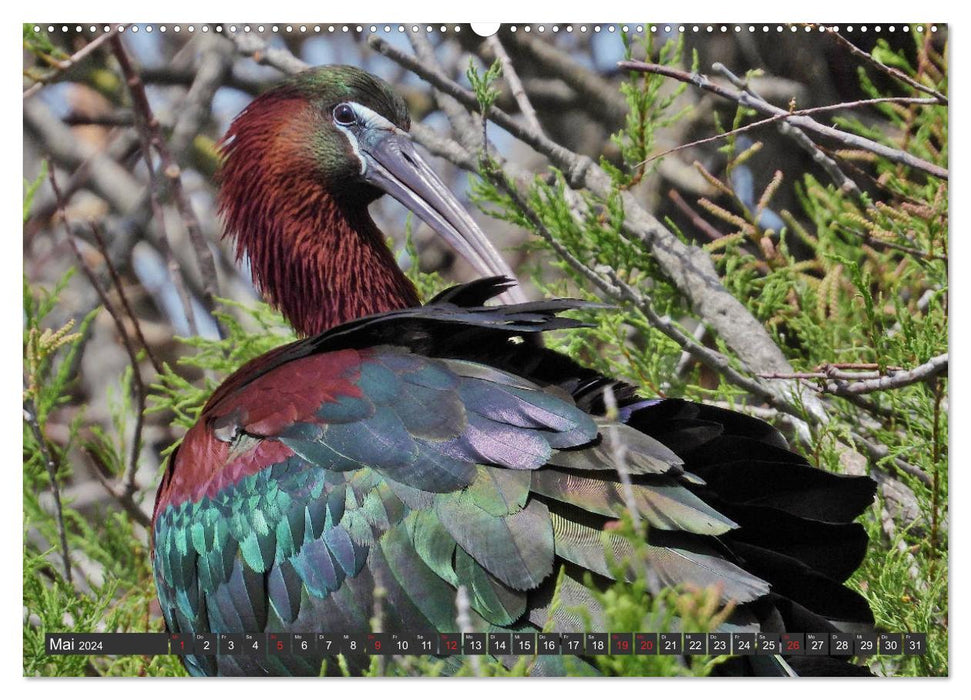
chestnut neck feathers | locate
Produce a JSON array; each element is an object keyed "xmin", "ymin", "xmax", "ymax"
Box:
[{"xmin": 218, "ymin": 72, "xmax": 419, "ymax": 337}]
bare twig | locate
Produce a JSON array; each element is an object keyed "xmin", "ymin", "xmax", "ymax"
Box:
[
  {"xmin": 828, "ymin": 29, "xmax": 948, "ymax": 105},
  {"xmin": 169, "ymin": 34, "xmax": 235, "ymax": 157},
  {"xmin": 88, "ymin": 224, "xmax": 163, "ymax": 375},
  {"xmin": 23, "ymin": 27, "xmax": 117, "ymax": 100},
  {"xmin": 111, "ymin": 33, "xmax": 223, "ymax": 335},
  {"xmin": 836, "ymin": 222, "xmax": 946, "ymax": 262},
  {"xmin": 408, "ymin": 34, "xmax": 484, "ymax": 152},
  {"xmin": 714, "ymin": 63, "xmax": 869, "ymax": 203},
  {"xmin": 618, "ymin": 60, "xmax": 948, "ymax": 181},
  {"xmin": 23, "ymin": 397, "xmax": 73, "ymax": 585},
  {"xmin": 486, "ymin": 35, "xmax": 546, "ymax": 138},
  {"xmin": 825, "ymin": 354, "xmax": 947, "ymax": 395},
  {"xmin": 641, "ymin": 95, "xmax": 937, "ymax": 202},
  {"xmin": 50, "ymin": 166, "xmax": 150, "ymax": 501},
  {"xmin": 23, "ymin": 98, "xmax": 144, "ymax": 215},
  {"xmin": 762, "ymin": 354, "xmax": 947, "ymax": 396},
  {"xmin": 502, "ymin": 31, "xmax": 629, "ymax": 126},
  {"xmin": 230, "ymin": 31, "xmax": 309, "ymax": 74},
  {"xmin": 668, "ymin": 189, "xmax": 725, "ymax": 241}
]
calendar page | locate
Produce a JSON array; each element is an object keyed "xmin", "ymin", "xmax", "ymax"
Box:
[{"xmin": 22, "ymin": 20, "xmax": 948, "ymax": 680}]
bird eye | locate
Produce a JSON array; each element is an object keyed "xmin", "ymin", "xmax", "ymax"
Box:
[{"xmin": 333, "ymin": 103, "xmax": 357, "ymax": 126}]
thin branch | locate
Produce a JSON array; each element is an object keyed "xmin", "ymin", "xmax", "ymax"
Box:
[
  {"xmin": 23, "ymin": 27, "xmax": 117, "ymax": 100},
  {"xmin": 501, "ymin": 30, "xmax": 629, "ymax": 125},
  {"xmin": 836, "ymin": 222, "xmax": 946, "ymax": 262},
  {"xmin": 828, "ymin": 29, "xmax": 948, "ymax": 105},
  {"xmin": 231, "ymin": 31, "xmax": 310, "ymax": 74},
  {"xmin": 111, "ymin": 32, "xmax": 224, "ymax": 336},
  {"xmin": 641, "ymin": 95, "xmax": 937, "ymax": 200},
  {"xmin": 714, "ymin": 63, "xmax": 868, "ymax": 203},
  {"xmin": 668, "ymin": 189, "xmax": 725, "ymax": 241},
  {"xmin": 826, "ymin": 354, "xmax": 947, "ymax": 396},
  {"xmin": 618, "ymin": 60, "xmax": 948, "ymax": 181},
  {"xmin": 408, "ymin": 34, "xmax": 483, "ymax": 152},
  {"xmin": 50, "ymin": 166, "xmax": 149, "ymax": 501},
  {"xmin": 486, "ymin": 35, "xmax": 546, "ymax": 138},
  {"xmin": 23, "ymin": 398, "xmax": 73, "ymax": 585},
  {"xmin": 82, "ymin": 448, "xmax": 153, "ymax": 529},
  {"xmin": 88, "ymin": 224, "xmax": 163, "ymax": 375},
  {"xmin": 169, "ymin": 34, "xmax": 235, "ymax": 157}
]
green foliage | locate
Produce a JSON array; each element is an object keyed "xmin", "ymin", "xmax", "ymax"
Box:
[
  {"xmin": 22, "ymin": 24, "xmax": 66, "ymax": 64},
  {"xmin": 23, "ymin": 275, "xmax": 184, "ymax": 677},
  {"xmin": 149, "ymin": 298, "xmax": 295, "ymax": 434},
  {"xmin": 466, "ymin": 57, "xmax": 503, "ymax": 115},
  {"xmin": 613, "ymin": 32, "xmax": 692, "ymax": 187}
]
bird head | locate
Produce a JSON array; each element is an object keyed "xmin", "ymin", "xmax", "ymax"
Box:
[{"xmin": 218, "ymin": 66, "xmax": 518, "ymax": 334}]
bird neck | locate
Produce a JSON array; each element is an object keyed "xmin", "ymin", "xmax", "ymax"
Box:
[
  {"xmin": 218, "ymin": 94, "xmax": 419, "ymax": 337},
  {"xmin": 224, "ymin": 183, "xmax": 420, "ymax": 338},
  {"xmin": 262, "ymin": 197, "xmax": 416, "ymax": 337}
]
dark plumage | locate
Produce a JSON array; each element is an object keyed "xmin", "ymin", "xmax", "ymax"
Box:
[{"xmin": 152, "ymin": 67, "xmax": 876, "ymax": 677}]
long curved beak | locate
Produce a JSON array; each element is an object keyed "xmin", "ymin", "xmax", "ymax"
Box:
[{"xmin": 359, "ymin": 127, "xmax": 527, "ymax": 304}]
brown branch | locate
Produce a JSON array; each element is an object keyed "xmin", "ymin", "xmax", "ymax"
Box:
[
  {"xmin": 641, "ymin": 95, "xmax": 937, "ymax": 200},
  {"xmin": 23, "ymin": 27, "xmax": 117, "ymax": 100},
  {"xmin": 82, "ymin": 448, "xmax": 153, "ymax": 529},
  {"xmin": 111, "ymin": 32, "xmax": 224, "ymax": 336},
  {"xmin": 88, "ymin": 224, "xmax": 163, "ymax": 375},
  {"xmin": 762, "ymin": 355, "xmax": 946, "ymax": 397},
  {"xmin": 825, "ymin": 354, "xmax": 947, "ymax": 395},
  {"xmin": 828, "ymin": 29, "xmax": 948, "ymax": 105},
  {"xmin": 50, "ymin": 165, "xmax": 149, "ymax": 502},
  {"xmin": 618, "ymin": 60, "xmax": 948, "ymax": 181},
  {"xmin": 668, "ymin": 189, "xmax": 725, "ymax": 241}
]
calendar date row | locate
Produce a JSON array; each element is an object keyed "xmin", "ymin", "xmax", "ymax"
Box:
[{"xmin": 47, "ymin": 631, "xmax": 927, "ymax": 657}]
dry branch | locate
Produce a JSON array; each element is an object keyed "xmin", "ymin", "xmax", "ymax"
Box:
[
  {"xmin": 618, "ymin": 60, "xmax": 948, "ymax": 181},
  {"xmin": 111, "ymin": 32, "xmax": 223, "ymax": 335}
]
